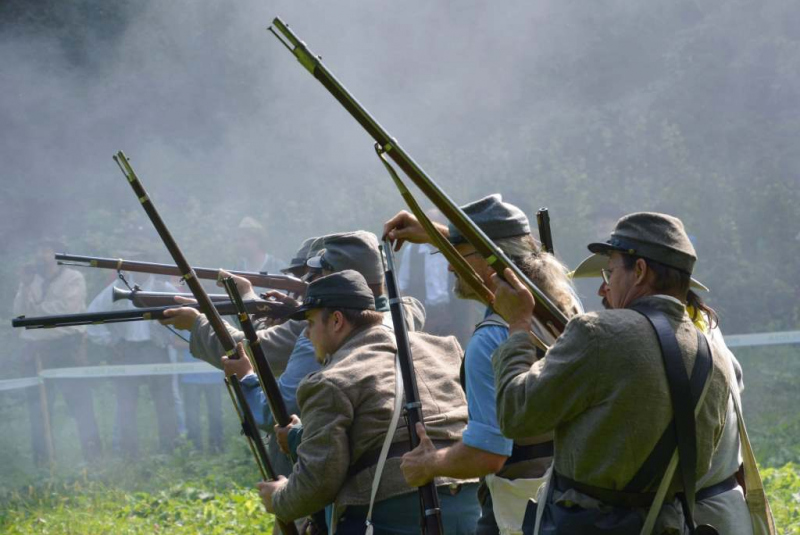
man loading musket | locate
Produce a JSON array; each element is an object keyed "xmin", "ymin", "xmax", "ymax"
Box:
[
  {"xmin": 257, "ymin": 269, "xmax": 479, "ymax": 533},
  {"xmin": 489, "ymin": 212, "xmax": 744, "ymax": 534},
  {"xmin": 384, "ymin": 194, "xmax": 582, "ymax": 535}
]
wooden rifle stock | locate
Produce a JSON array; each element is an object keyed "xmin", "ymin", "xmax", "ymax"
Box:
[
  {"xmin": 269, "ymin": 19, "xmax": 567, "ymax": 335},
  {"xmin": 55, "ymin": 253, "xmax": 307, "ymax": 296},
  {"xmin": 113, "ymin": 151, "xmax": 298, "ymax": 535}
]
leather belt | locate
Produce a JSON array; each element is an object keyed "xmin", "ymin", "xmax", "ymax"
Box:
[
  {"xmin": 348, "ymin": 439, "xmax": 456, "ymax": 477},
  {"xmin": 553, "ymin": 472, "xmax": 739, "ymax": 509},
  {"xmin": 554, "ymin": 472, "xmax": 657, "ymax": 508},
  {"xmin": 696, "ymin": 474, "xmax": 739, "ymax": 501},
  {"xmin": 506, "ymin": 441, "xmax": 554, "ymax": 466}
]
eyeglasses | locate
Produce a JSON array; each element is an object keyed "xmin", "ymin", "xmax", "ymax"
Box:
[{"xmin": 600, "ymin": 268, "xmax": 613, "ymax": 285}]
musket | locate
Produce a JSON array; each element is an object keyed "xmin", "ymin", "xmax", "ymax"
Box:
[
  {"xmin": 381, "ymin": 240, "xmax": 444, "ymax": 534},
  {"xmin": 269, "ymin": 19, "xmax": 568, "ymax": 335},
  {"xmin": 536, "ymin": 208, "xmax": 554, "ymax": 255},
  {"xmin": 221, "ymin": 276, "xmax": 296, "ymax": 454},
  {"xmin": 113, "ymin": 151, "xmax": 298, "ymax": 535},
  {"xmin": 12, "ymin": 299, "xmax": 293, "ymax": 330},
  {"xmin": 112, "ymin": 286, "xmax": 229, "ymax": 308},
  {"xmin": 56, "ymin": 253, "xmax": 308, "ymax": 296}
]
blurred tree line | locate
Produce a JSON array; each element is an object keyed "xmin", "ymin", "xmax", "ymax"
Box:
[{"xmin": 0, "ymin": 0, "xmax": 797, "ymax": 360}]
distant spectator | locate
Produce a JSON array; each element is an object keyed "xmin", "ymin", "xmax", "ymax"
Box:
[
  {"xmin": 86, "ymin": 266, "xmax": 180, "ymax": 458},
  {"xmin": 236, "ymin": 216, "xmax": 285, "ymax": 274},
  {"xmin": 13, "ymin": 240, "xmax": 101, "ymax": 465}
]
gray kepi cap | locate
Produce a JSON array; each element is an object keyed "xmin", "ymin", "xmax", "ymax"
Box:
[
  {"xmin": 281, "ymin": 237, "xmax": 317, "ymax": 274},
  {"xmin": 447, "ymin": 194, "xmax": 531, "ymax": 245},
  {"xmin": 289, "ymin": 270, "xmax": 376, "ymax": 320},
  {"xmin": 587, "ymin": 212, "xmax": 697, "ymax": 274},
  {"xmin": 571, "ymin": 253, "xmax": 709, "ymax": 291},
  {"xmin": 306, "ymin": 231, "xmax": 383, "ymax": 285}
]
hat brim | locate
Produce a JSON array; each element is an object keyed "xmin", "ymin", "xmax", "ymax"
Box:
[
  {"xmin": 587, "ymin": 241, "xmax": 629, "ymax": 256},
  {"xmin": 570, "ymin": 253, "xmax": 709, "ymax": 292},
  {"xmin": 287, "ymin": 304, "xmax": 313, "ymax": 321}
]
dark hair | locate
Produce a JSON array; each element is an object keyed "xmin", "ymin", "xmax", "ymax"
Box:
[
  {"xmin": 320, "ymin": 307, "xmax": 384, "ymax": 329},
  {"xmin": 621, "ymin": 255, "xmax": 691, "ymax": 300},
  {"xmin": 686, "ymin": 290, "xmax": 719, "ymax": 329}
]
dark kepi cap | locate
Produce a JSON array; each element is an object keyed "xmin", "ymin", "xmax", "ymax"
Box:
[
  {"xmin": 570, "ymin": 253, "xmax": 709, "ymax": 291},
  {"xmin": 281, "ymin": 237, "xmax": 317, "ymax": 274},
  {"xmin": 587, "ymin": 212, "xmax": 697, "ymax": 274},
  {"xmin": 289, "ymin": 270, "xmax": 376, "ymax": 320},
  {"xmin": 305, "ymin": 231, "xmax": 383, "ymax": 285},
  {"xmin": 448, "ymin": 194, "xmax": 530, "ymax": 245}
]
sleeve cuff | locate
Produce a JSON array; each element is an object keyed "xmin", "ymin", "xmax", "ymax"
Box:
[{"xmin": 462, "ymin": 419, "xmax": 514, "ymax": 456}]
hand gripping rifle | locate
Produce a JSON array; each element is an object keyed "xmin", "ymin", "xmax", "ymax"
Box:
[
  {"xmin": 56, "ymin": 253, "xmax": 307, "ymax": 296},
  {"xmin": 381, "ymin": 240, "xmax": 444, "ymax": 535},
  {"xmin": 113, "ymin": 151, "xmax": 298, "ymax": 535},
  {"xmin": 220, "ymin": 276, "xmax": 297, "ymax": 462},
  {"xmin": 269, "ymin": 19, "xmax": 568, "ymax": 340}
]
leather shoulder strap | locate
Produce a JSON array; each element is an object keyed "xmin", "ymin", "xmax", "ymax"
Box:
[{"xmin": 630, "ymin": 304, "xmax": 711, "ymax": 526}]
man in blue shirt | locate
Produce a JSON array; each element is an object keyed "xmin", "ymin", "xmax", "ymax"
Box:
[{"xmin": 384, "ymin": 194, "xmax": 582, "ymax": 534}]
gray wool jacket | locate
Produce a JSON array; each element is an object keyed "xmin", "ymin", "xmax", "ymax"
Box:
[
  {"xmin": 189, "ymin": 317, "xmax": 306, "ymax": 373},
  {"xmin": 492, "ymin": 295, "xmax": 731, "ymax": 495},
  {"xmin": 272, "ymin": 323, "xmax": 472, "ymax": 522}
]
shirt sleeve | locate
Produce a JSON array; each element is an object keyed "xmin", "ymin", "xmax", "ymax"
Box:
[
  {"xmin": 240, "ymin": 373, "xmax": 273, "ymax": 430},
  {"xmin": 272, "ymin": 374, "xmax": 353, "ymax": 521},
  {"xmin": 493, "ymin": 318, "xmax": 597, "ymax": 439},
  {"xmin": 462, "ymin": 325, "xmax": 514, "ymax": 456}
]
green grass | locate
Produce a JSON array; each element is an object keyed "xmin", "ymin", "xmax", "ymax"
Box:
[
  {"xmin": 0, "ymin": 445, "xmax": 275, "ymax": 534},
  {"xmin": 0, "ymin": 344, "xmax": 798, "ymax": 533}
]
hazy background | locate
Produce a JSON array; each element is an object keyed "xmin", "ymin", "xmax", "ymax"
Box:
[{"xmin": 1, "ymin": 0, "xmax": 798, "ymax": 469}]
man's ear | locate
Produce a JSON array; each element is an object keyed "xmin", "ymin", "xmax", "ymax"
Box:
[
  {"xmin": 634, "ymin": 258, "xmax": 648, "ymax": 285},
  {"xmin": 331, "ymin": 310, "xmax": 346, "ymax": 332}
]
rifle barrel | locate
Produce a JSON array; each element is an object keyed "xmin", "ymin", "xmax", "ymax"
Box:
[
  {"xmin": 113, "ymin": 151, "xmax": 299, "ymax": 535},
  {"xmin": 270, "ymin": 19, "xmax": 567, "ymax": 333},
  {"xmin": 55, "ymin": 253, "xmax": 307, "ymax": 295},
  {"xmin": 221, "ymin": 278, "xmax": 295, "ymax": 434},
  {"xmin": 12, "ymin": 299, "xmax": 292, "ymax": 330},
  {"xmin": 382, "ymin": 241, "xmax": 444, "ymax": 534}
]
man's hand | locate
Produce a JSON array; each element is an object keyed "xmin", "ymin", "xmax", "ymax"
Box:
[
  {"xmin": 383, "ymin": 211, "xmax": 443, "ymax": 251},
  {"xmin": 260, "ymin": 290, "xmax": 301, "ymax": 308},
  {"xmin": 217, "ymin": 270, "xmax": 256, "ymax": 300},
  {"xmin": 257, "ymin": 476, "xmax": 287, "ymax": 513},
  {"xmin": 274, "ymin": 414, "xmax": 301, "ymax": 455},
  {"xmin": 221, "ymin": 342, "xmax": 254, "ymax": 378},
  {"xmin": 490, "ymin": 268, "xmax": 535, "ymax": 334},
  {"xmin": 160, "ymin": 306, "xmax": 201, "ymax": 331},
  {"xmin": 400, "ymin": 422, "xmax": 439, "ymax": 487}
]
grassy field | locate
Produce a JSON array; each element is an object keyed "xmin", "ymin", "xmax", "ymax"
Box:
[{"xmin": 0, "ymin": 344, "xmax": 797, "ymax": 534}]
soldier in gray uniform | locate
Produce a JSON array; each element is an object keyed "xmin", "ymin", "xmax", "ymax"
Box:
[
  {"xmin": 571, "ymin": 252, "xmax": 755, "ymax": 534},
  {"xmin": 257, "ymin": 270, "xmax": 480, "ymax": 533},
  {"xmin": 384, "ymin": 195, "xmax": 581, "ymax": 535},
  {"xmin": 490, "ymin": 212, "xmax": 738, "ymax": 534}
]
